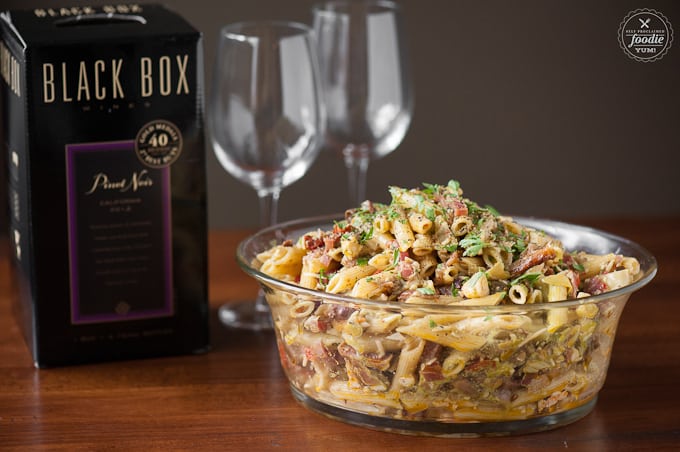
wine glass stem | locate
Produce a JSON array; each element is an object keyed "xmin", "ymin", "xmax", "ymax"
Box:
[
  {"xmin": 257, "ymin": 189, "xmax": 280, "ymax": 229},
  {"xmin": 255, "ymin": 189, "xmax": 281, "ymax": 313},
  {"xmin": 344, "ymin": 151, "xmax": 370, "ymax": 206}
]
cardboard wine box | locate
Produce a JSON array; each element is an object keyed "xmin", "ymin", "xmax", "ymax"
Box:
[{"xmin": 0, "ymin": 4, "xmax": 210, "ymax": 367}]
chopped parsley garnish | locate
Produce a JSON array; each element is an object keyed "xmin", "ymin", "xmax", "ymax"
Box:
[
  {"xmin": 447, "ymin": 179, "xmax": 460, "ymax": 195},
  {"xmin": 359, "ymin": 226, "xmax": 374, "ymax": 244},
  {"xmin": 357, "ymin": 257, "xmax": 369, "ymax": 266},
  {"xmin": 459, "ymin": 234, "xmax": 486, "ymax": 256},
  {"xmin": 512, "ymin": 239, "xmax": 527, "ymax": 255},
  {"xmin": 485, "ymin": 204, "xmax": 500, "ymax": 217},
  {"xmin": 466, "ymin": 202, "xmax": 484, "ymax": 215},
  {"xmin": 424, "ymin": 206, "xmax": 436, "ymax": 222},
  {"xmin": 510, "ymin": 272, "xmax": 542, "ymax": 286},
  {"xmin": 429, "ymin": 319, "xmax": 437, "ymax": 328},
  {"xmin": 509, "ymin": 231, "xmax": 527, "ymax": 256},
  {"xmin": 417, "ymin": 287, "xmax": 435, "ymax": 295},
  {"xmin": 392, "ymin": 248, "xmax": 400, "ymax": 266},
  {"xmin": 444, "ymin": 243, "xmax": 458, "ymax": 253},
  {"xmin": 572, "ymin": 261, "xmax": 585, "ymax": 272},
  {"xmin": 318, "ymin": 269, "xmax": 328, "ymax": 285},
  {"xmin": 422, "ymin": 182, "xmax": 440, "ymax": 195},
  {"xmin": 386, "ymin": 207, "xmax": 400, "ymax": 220}
]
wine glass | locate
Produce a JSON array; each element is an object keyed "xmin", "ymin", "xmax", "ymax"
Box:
[
  {"xmin": 208, "ymin": 21, "xmax": 325, "ymax": 330},
  {"xmin": 313, "ymin": 0, "xmax": 413, "ymax": 206}
]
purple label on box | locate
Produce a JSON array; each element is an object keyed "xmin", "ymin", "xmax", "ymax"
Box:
[{"xmin": 66, "ymin": 141, "xmax": 173, "ymax": 324}]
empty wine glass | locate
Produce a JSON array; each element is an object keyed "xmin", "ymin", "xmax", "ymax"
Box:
[
  {"xmin": 208, "ymin": 21, "xmax": 325, "ymax": 330},
  {"xmin": 313, "ymin": 0, "xmax": 413, "ymax": 206}
]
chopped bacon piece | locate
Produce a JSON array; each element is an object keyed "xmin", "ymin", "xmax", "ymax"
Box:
[
  {"xmin": 333, "ymin": 222, "xmax": 353, "ymax": 234},
  {"xmin": 465, "ymin": 359, "xmax": 497, "ymax": 373},
  {"xmin": 420, "ymin": 361, "xmax": 444, "ymax": 381},
  {"xmin": 452, "ymin": 199, "xmax": 468, "ymax": 217},
  {"xmin": 338, "ymin": 343, "xmax": 390, "ymax": 388},
  {"xmin": 303, "ymin": 235, "xmax": 324, "ymax": 250},
  {"xmin": 397, "ymin": 257, "xmax": 418, "ymax": 280},
  {"xmin": 325, "ymin": 304, "xmax": 354, "ymax": 321},
  {"xmin": 509, "ymin": 246, "xmax": 557, "ymax": 277},
  {"xmin": 434, "ymin": 195, "xmax": 468, "ymax": 217},
  {"xmin": 362, "ymin": 200, "xmax": 376, "ymax": 213},
  {"xmin": 397, "ymin": 289, "xmax": 416, "ymax": 302},
  {"xmin": 323, "ymin": 235, "xmax": 339, "ymax": 251},
  {"xmin": 418, "ymin": 342, "xmax": 444, "ymax": 381},
  {"xmin": 566, "ymin": 270, "xmax": 580, "ymax": 296},
  {"xmin": 319, "ymin": 253, "xmax": 332, "ymax": 268},
  {"xmin": 304, "ymin": 343, "xmax": 344, "ymax": 382},
  {"xmin": 421, "ymin": 341, "xmax": 442, "ymax": 362},
  {"xmin": 583, "ymin": 276, "xmax": 608, "ymax": 295},
  {"xmin": 400, "ymin": 266, "xmax": 413, "ymax": 280}
]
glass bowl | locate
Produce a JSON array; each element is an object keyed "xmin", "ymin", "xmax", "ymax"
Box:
[{"xmin": 236, "ymin": 214, "xmax": 657, "ymax": 437}]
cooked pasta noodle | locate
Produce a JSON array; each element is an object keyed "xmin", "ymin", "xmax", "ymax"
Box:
[{"xmin": 508, "ymin": 283, "xmax": 529, "ymax": 304}]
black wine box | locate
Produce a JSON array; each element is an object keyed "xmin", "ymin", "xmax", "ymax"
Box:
[{"xmin": 0, "ymin": 4, "xmax": 210, "ymax": 367}]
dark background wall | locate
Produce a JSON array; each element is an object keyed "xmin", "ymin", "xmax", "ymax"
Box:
[{"xmin": 4, "ymin": 0, "xmax": 680, "ymax": 228}]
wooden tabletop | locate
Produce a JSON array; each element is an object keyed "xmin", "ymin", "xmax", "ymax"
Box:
[{"xmin": 1, "ymin": 217, "xmax": 679, "ymax": 450}]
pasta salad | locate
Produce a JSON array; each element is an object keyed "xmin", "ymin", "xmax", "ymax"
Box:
[
  {"xmin": 251, "ymin": 181, "xmax": 643, "ymax": 424},
  {"xmin": 256, "ymin": 180, "xmax": 640, "ymax": 308}
]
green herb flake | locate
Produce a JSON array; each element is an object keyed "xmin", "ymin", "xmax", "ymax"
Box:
[
  {"xmin": 444, "ymin": 243, "xmax": 458, "ymax": 253},
  {"xmin": 357, "ymin": 257, "xmax": 369, "ymax": 266},
  {"xmin": 459, "ymin": 234, "xmax": 486, "ymax": 256},
  {"xmin": 429, "ymin": 319, "xmax": 437, "ymax": 328},
  {"xmin": 512, "ymin": 238, "xmax": 527, "ymax": 254},
  {"xmin": 572, "ymin": 262, "xmax": 585, "ymax": 272},
  {"xmin": 466, "ymin": 202, "xmax": 483, "ymax": 215},
  {"xmin": 447, "ymin": 179, "xmax": 461, "ymax": 195},
  {"xmin": 392, "ymin": 249, "xmax": 400, "ymax": 266},
  {"xmin": 386, "ymin": 207, "xmax": 400, "ymax": 220},
  {"xmin": 359, "ymin": 226, "xmax": 374, "ymax": 244},
  {"xmin": 422, "ymin": 182, "xmax": 439, "ymax": 195},
  {"xmin": 318, "ymin": 269, "xmax": 328, "ymax": 285},
  {"xmin": 417, "ymin": 287, "xmax": 435, "ymax": 295},
  {"xmin": 510, "ymin": 272, "xmax": 542, "ymax": 286},
  {"xmin": 485, "ymin": 204, "xmax": 500, "ymax": 217},
  {"xmin": 425, "ymin": 206, "xmax": 436, "ymax": 222}
]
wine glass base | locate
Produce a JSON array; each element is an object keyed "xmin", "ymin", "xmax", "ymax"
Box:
[{"xmin": 218, "ymin": 301, "xmax": 273, "ymax": 331}]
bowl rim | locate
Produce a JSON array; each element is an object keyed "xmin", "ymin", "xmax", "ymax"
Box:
[{"xmin": 236, "ymin": 213, "xmax": 658, "ymax": 312}]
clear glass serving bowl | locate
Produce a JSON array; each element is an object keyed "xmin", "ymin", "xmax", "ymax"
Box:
[{"xmin": 236, "ymin": 215, "xmax": 657, "ymax": 437}]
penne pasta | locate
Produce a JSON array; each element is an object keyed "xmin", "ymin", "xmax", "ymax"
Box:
[{"xmin": 326, "ymin": 264, "xmax": 377, "ymax": 294}]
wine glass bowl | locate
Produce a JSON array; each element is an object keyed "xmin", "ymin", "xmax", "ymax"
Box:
[
  {"xmin": 208, "ymin": 21, "xmax": 325, "ymax": 330},
  {"xmin": 313, "ymin": 0, "xmax": 413, "ymax": 204}
]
